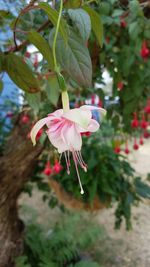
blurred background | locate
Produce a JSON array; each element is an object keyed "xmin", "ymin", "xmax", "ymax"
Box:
[{"xmin": 0, "ymin": 0, "xmax": 150, "ymax": 267}]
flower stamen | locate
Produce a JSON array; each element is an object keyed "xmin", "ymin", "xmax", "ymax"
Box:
[
  {"xmin": 64, "ymin": 151, "xmax": 70, "ymax": 175},
  {"xmin": 72, "ymin": 151, "xmax": 84, "ymax": 195}
]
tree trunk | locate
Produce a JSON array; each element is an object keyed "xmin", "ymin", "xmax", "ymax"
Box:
[{"xmin": 0, "ymin": 118, "xmax": 43, "ymax": 267}]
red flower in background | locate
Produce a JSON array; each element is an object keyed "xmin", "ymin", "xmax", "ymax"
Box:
[
  {"xmin": 53, "ymin": 159, "xmax": 63, "ymax": 174},
  {"xmin": 133, "ymin": 138, "xmax": 139, "ymax": 150},
  {"xmin": 144, "ymin": 100, "xmax": 150, "ymax": 114},
  {"xmin": 140, "ymin": 114, "xmax": 148, "ymax": 129},
  {"xmin": 117, "ymin": 81, "xmax": 124, "ymax": 91},
  {"xmin": 131, "ymin": 112, "xmax": 139, "ymax": 128},
  {"xmin": 124, "ymin": 147, "xmax": 130, "ymax": 154},
  {"xmin": 114, "ymin": 146, "xmax": 121, "ymax": 154},
  {"xmin": 27, "ymin": 126, "xmax": 43, "ymax": 140},
  {"xmin": 43, "ymin": 161, "xmax": 52, "ymax": 176},
  {"xmin": 36, "ymin": 128, "xmax": 43, "ymax": 140},
  {"xmin": 139, "ymin": 136, "xmax": 144, "ymax": 145},
  {"xmin": 120, "ymin": 19, "xmax": 127, "ymax": 28},
  {"xmin": 140, "ymin": 41, "xmax": 149, "ymax": 59},
  {"xmin": 25, "ymin": 51, "xmax": 31, "ymax": 58},
  {"xmin": 98, "ymin": 99, "xmax": 103, "ymax": 108},
  {"xmin": 81, "ymin": 132, "xmax": 91, "ymax": 137},
  {"xmin": 21, "ymin": 114, "xmax": 30, "ymax": 124},
  {"xmin": 124, "ymin": 141, "xmax": 130, "ymax": 154},
  {"xmin": 143, "ymin": 131, "xmax": 149, "ymax": 139},
  {"xmin": 33, "ymin": 54, "xmax": 38, "ymax": 68},
  {"xmin": 91, "ymin": 94, "xmax": 95, "ymax": 105}
]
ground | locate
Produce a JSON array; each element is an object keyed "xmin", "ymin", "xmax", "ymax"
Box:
[{"xmin": 19, "ymin": 139, "xmax": 150, "ymax": 267}]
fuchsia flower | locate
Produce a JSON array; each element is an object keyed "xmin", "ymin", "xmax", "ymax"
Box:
[
  {"xmin": 133, "ymin": 138, "xmax": 139, "ymax": 150},
  {"xmin": 21, "ymin": 114, "xmax": 30, "ymax": 124},
  {"xmin": 131, "ymin": 112, "xmax": 139, "ymax": 128},
  {"xmin": 117, "ymin": 81, "xmax": 124, "ymax": 91},
  {"xmin": 53, "ymin": 159, "xmax": 63, "ymax": 174},
  {"xmin": 140, "ymin": 41, "xmax": 149, "ymax": 59},
  {"xmin": 144, "ymin": 100, "xmax": 150, "ymax": 114},
  {"xmin": 114, "ymin": 146, "xmax": 121, "ymax": 154},
  {"xmin": 31, "ymin": 103, "xmax": 106, "ymax": 194},
  {"xmin": 43, "ymin": 161, "xmax": 52, "ymax": 176}
]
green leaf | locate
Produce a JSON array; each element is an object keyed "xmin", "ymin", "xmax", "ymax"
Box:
[
  {"xmin": 39, "ymin": 2, "xmax": 68, "ymax": 42},
  {"xmin": 64, "ymin": 0, "xmax": 82, "ymax": 9},
  {"xmin": 4, "ymin": 54, "xmax": 39, "ymax": 93},
  {"xmin": 0, "ymin": 80, "xmax": 3, "ymax": 93},
  {"xmin": 0, "ymin": 53, "xmax": 5, "ymax": 72},
  {"xmin": 0, "ymin": 10, "xmax": 10, "ymax": 18},
  {"xmin": 27, "ymin": 31, "xmax": 54, "ymax": 70},
  {"xmin": 129, "ymin": 21, "xmax": 139, "ymax": 40},
  {"xmin": 49, "ymin": 29, "xmax": 92, "ymax": 87},
  {"xmin": 112, "ymin": 9, "xmax": 123, "ymax": 17},
  {"xmin": 83, "ymin": 6, "xmax": 103, "ymax": 47},
  {"xmin": 25, "ymin": 92, "xmax": 41, "ymax": 113},
  {"xmin": 134, "ymin": 177, "xmax": 150, "ymax": 199},
  {"xmin": 75, "ymin": 261, "xmax": 101, "ymax": 267},
  {"xmin": 15, "ymin": 256, "xmax": 31, "ymax": 267},
  {"xmin": 45, "ymin": 74, "xmax": 60, "ymax": 106},
  {"xmin": 0, "ymin": 10, "xmax": 14, "ymax": 24},
  {"xmin": 68, "ymin": 8, "xmax": 91, "ymax": 41},
  {"xmin": 99, "ymin": 2, "xmax": 110, "ymax": 15}
]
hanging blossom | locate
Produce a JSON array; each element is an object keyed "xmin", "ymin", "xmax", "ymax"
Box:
[{"xmin": 30, "ymin": 91, "xmax": 106, "ymax": 194}]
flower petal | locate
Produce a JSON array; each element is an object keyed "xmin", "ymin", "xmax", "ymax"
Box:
[
  {"xmin": 61, "ymin": 123, "xmax": 82, "ymax": 151},
  {"xmin": 30, "ymin": 117, "xmax": 51, "ymax": 146},
  {"xmin": 47, "ymin": 131, "xmax": 69, "ymax": 153},
  {"xmin": 63, "ymin": 108, "xmax": 91, "ymax": 128},
  {"xmin": 80, "ymin": 105, "xmax": 107, "ymax": 115},
  {"xmin": 48, "ymin": 109, "xmax": 63, "ymax": 118},
  {"xmin": 87, "ymin": 119, "xmax": 100, "ymax": 132}
]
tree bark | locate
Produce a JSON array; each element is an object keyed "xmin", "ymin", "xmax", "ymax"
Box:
[{"xmin": 0, "ymin": 117, "xmax": 43, "ymax": 267}]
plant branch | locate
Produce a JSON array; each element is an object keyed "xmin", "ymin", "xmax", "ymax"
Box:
[
  {"xmin": 5, "ymin": 19, "xmax": 51, "ymax": 54},
  {"xmin": 13, "ymin": 0, "xmax": 39, "ymax": 49},
  {"xmin": 52, "ymin": 0, "xmax": 63, "ymax": 72}
]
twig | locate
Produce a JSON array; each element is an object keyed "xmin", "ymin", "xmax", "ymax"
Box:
[
  {"xmin": 5, "ymin": 19, "xmax": 51, "ymax": 54},
  {"xmin": 13, "ymin": 1, "xmax": 39, "ymax": 49}
]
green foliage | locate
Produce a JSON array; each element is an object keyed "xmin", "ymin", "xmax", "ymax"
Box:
[
  {"xmin": 27, "ymin": 31, "xmax": 54, "ymax": 70},
  {"xmin": 0, "ymin": 79, "xmax": 3, "ymax": 93},
  {"xmin": 64, "ymin": 0, "xmax": 82, "ymax": 9},
  {"xmin": 98, "ymin": 0, "xmax": 150, "ymax": 129},
  {"xmin": 25, "ymin": 92, "xmax": 41, "ymax": 114},
  {"xmin": 134, "ymin": 177, "xmax": 150, "ymax": 199},
  {"xmin": 53, "ymin": 127, "xmax": 150, "ymax": 230},
  {"xmin": 16, "ymin": 256, "xmax": 31, "ymax": 267},
  {"xmin": 74, "ymin": 261, "xmax": 101, "ymax": 267},
  {"xmin": 3, "ymin": 54, "xmax": 40, "ymax": 93},
  {"xmin": 83, "ymin": 6, "xmax": 103, "ymax": 47},
  {"xmin": 68, "ymin": 8, "xmax": 91, "ymax": 41},
  {"xmin": 49, "ymin": 29, "xmax": 92, "ymax": 87},
  {"xmin": 16, "ymin": 214, "xmax": 104, "ymax": 267},
  {"xmin": 45, "ymin": 74, "xmax": 60, "ymax": 106},
  {"xmin": 39, "ymin": 2, "xmax": 68, "ymax": 43}
]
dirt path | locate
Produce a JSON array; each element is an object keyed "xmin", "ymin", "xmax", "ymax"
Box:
[
  {"xmin": 19, "ymin": 139, "xmax": 150, "ymax": 267},
  {"xmin": 95, "ymin": 139, "xmax": 150, "ymax": 267}
]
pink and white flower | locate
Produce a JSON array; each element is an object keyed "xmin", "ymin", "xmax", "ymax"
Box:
[{"xmin": 31, "ymin": 104, "xmax": 106, "ymax": 194}]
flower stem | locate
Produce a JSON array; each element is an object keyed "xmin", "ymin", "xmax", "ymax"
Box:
[
  {"xmin": 52, "ymin": 0, "xmax": 63, "ymax": 73},
  {"xmin": 61, "ymin": 91, "xmax": 70, "ymax": 112}
]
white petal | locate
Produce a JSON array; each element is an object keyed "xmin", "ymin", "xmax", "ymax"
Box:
[
  {"xmin": 61, "ymin": 123, "xmax": 82, "ymax": 151},
  {"xmin": 63, "ymin": 108, "xmax": 91, "ymax": 128},
  {"xmin": 30, "ymin": 117, "xmax": 52, "ymax": 146},
  {"xmin": 80, "ymin": 105, "xmax": 107, "ymax": 115},
  {"xmin": 87, "ymin": 119, "xmax": 100, "ymax": 132},
  {"xmin": 48, "ymin": 109, "xmax": 63, "ymax": 118},
  {"xmin": 47, "ymin": 131, "xmax": 69, "ymax": 153}
]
